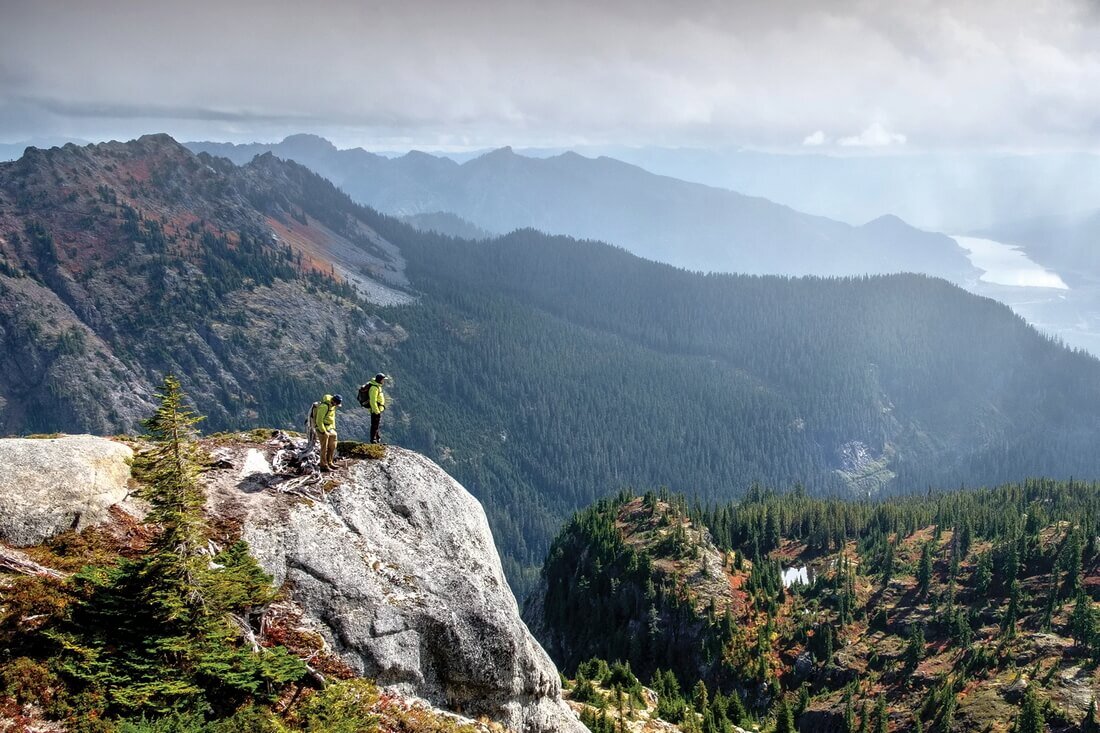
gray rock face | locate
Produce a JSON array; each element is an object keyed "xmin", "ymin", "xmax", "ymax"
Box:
[
  {"xmin": 0, "ymin": 435, "xmax": 133, "ymax": 546},
  {"xmin": 239, "ymin": 447, "xmax": 585, "ymax": 733},
  {"xmin": 0, "ymin": 435, "xmax": 582, "ymax": 733}
]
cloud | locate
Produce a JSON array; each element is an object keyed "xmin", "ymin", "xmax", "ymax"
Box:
[
  {"xmin": 0, "ymin": 0, "xmax": 1098, "ymax": 150},
  {"xmin": 802, "ymin": 131, "xmax": 827, "ymax": 146},
  {"xmin": 838, "ymin": 123, "xmax": 908, "ymax": 148}
]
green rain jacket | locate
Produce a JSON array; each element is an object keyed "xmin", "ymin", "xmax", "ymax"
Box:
[
  {"xmin": 366, "ymin": 380, "xmax": 386, "ymax": 415},
  {"xmin": 314, "ymin": 395, "xmax": 338, "ymax": 432}
]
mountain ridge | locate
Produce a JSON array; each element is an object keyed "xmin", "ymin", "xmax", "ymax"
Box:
[
  {"xmin": 6, "ymin": 134, "xmax": 1100, "ymax": 598},
  {"xmin": 184, "ymin": 135, "xmax": 977, "ymax": 280}
]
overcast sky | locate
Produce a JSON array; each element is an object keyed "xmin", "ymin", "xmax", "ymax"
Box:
[{"xmin": 2, "ymin": 0, "xmax": 1099, "ymax": 152}]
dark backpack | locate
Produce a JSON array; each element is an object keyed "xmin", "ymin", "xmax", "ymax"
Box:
[{"xmin": 357, "ymin": 384, "xmax": 373, "ymax": 409}]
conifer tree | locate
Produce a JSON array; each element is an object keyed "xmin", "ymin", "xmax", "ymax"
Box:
[
  {"xmin": 1069, "ymin": 589, "xmax": 1096, "ymax": 651},
  {"xmin": 1016, "ymin": 686, "xmax": 1044, "ymax": 733},
  {"xmin": 54, "ymin": 376, "xmax": 304, "ymax": 716},
  {"xmin": 843, "ymin": 695, "xmax": 855, "ymax": 733},
  {"xmin": 1002, "ymin": 581, "xmax": 1020, "ymax": 639},
  {"xmin": 775, "ymin": 696, "xmax": 796, "ymax": 733},
  {"xmin": 874, "ymin": 693, "xmax": 888, "ymax": 733},
  {"xmin": 1083, "ymin": 699, "xmax": 1098, "ymax": 733},
  {"xmin": 905, "ymin": 623, "xmax": 926, "ymax": 670},
  {"xmin": 137, "ymin": 375, "xmax": 209, "ymax": 607},
  {"xmin": 974, "ymin": 551, "xmax": 993, "ymax": 597},
  {"xmin": 917, "ymin": 541, "xmax": 933, "ymax": 596}
]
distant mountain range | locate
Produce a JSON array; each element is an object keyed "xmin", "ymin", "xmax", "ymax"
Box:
[
  {"xmin": 187, "ymin": 135, "xmax": 977, "ymax": 282},
  {"xmin": 5, "ymin": 135, "xmax": 1100, "ymax": 597}
]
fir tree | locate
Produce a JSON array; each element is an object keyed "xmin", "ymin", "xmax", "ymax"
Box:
[
  {"xmin": 775, "ymin": 696, "xmax": 796, "ymax": 733},
  {"xmin": 974, "ymin": 551, "xmax": 993, "ymax": 597},
  {"xmin": 1016, "ymin": 686, "xmax": 1044, "ymax": 733},
  {"xmin": 905, "ymin": 623, "xmax": 926, "ymax": 670},
  {"xmin": 52, "ymin": 376, "xmax": 305, "ymax": 717},
  {"xmin": 917, "ymin": 541, "xmax": 934, "ymax": 596},
  {"xmin": 1069, "ymin": 589, "xmax": 1096, "ymax": 651},
  {"xmin": 874, "ymin": 694, "xmax": 888, "ymax": 733},
  {"xmin": 1083, "ymin": 699, "xmax": 1098, "ymax": 733}
]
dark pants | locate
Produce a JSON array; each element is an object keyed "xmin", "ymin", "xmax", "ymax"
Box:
[{"xmin": 370, "ymin": 412, "xmax": 382, "ymax": 444}]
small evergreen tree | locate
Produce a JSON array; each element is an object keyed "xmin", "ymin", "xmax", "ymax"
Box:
[
  {"xmin": 917, "ymin": 542, "xmax": 934, "ymax": 596},
  {"xmin": 1082, "ymin": 699, "xmax": 1098, "ymax": 733},
  {"xmin": 874, "ymin": 693, "xmax": 888, "ymax": 733},
  {"xmin": 1016, "ymin": 686, "xmax": 1044, "ymax": 733},
  {"xmin": 1069, "ymin": 589, "xmax": 1096, "ymax": 651},
  {"xmin": 52, "ymin": 376, "xmax": 305, "ymax": 717},
  {"xmin": 905, "ymin": 623, "xmax": 926, "ymax": 670},
  {"xmin": 775, "ymin": 696, "xmax": 796, "ymax": 733}
]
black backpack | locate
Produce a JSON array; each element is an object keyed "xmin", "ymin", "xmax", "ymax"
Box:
[{"xmin": 357, "ymin": 384, "xmax": 373, "ymax": 409}]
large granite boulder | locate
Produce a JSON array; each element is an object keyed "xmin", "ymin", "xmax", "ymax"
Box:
[
  {"xmin": 0, "ymin": 435, "xmax": 133, "ymax": 546},
  {"xmin": 0, "ymin": 434, "xmax": 583, "ymax": 733},
  {"xmin": 238, "ymin": 446, "xmax": 585, "ymax": 733}
]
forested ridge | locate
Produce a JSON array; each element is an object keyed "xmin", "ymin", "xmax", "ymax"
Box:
[
  {"xmin": 529, "ymin": 481, "xmax": 1100, "ymax": 731},
  {"xmin": 7, "ymin": 136, "xmax": 1100, "ymax": 598},
  {"xmin": 367, "ymin": 220, "xmax": 1100, "ymax": 590}
]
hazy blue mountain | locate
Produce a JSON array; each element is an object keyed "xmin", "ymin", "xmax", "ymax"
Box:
[
  {"xmin": 186, "ymin": 136, "xmax": 976, "ymax": 282},
  {"xmin": 580, "ymin": 146, "xmax": 1100, "ymax": 232},
  {"xmin": 399, "ymin": 211, "xmax": 496, "ymax": 239},
  {"xmin": 0, "ymin": 136, "xmax": 90, "ymax": 162}
]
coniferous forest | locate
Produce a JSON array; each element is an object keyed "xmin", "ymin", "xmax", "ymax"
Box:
[
  {"xmin": 5, "ymin": 138, "xmax": 1100, "ymax": 597},
  {"xmin": 529, "ymin": 480, "xmax": 1100, "ymax": 731}
]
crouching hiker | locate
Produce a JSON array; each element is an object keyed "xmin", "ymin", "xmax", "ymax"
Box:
[
  {"xmin": 358, "ymin": 373, "xmax": 388, "ymax": 444},
  {"xmin": 314, "ymin": 393, "xmax": 343, "ymax": 471}
]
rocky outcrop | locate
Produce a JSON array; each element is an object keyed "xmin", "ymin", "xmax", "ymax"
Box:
[
  {"xmin": 226, "ymin": 446, "xmax": 585, "ymax": 733},
  {"xmin": 0, "ymin": 435, "xmax": 584, "ymax": 733},
  {"xmin": 0, "ymin": 435, "xmax": 134, "ymax": 545}
]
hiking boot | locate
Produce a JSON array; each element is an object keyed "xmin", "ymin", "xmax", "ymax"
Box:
[{"xmin": 319, "ymin": 466, "xmax": 331, "ymax": 473}]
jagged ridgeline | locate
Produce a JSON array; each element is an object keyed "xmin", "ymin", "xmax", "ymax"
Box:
[
  {"xmin": 6, "ymin": 135, "xmax": 1100, "ymax": 599},
  {"xmin": 527, "ymin": 483, "xmax": 1100, "ymax": 731}
]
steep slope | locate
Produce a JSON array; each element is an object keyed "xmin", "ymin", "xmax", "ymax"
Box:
[
  {"xmin": 527, "ymin": 488, "xmax": 1100, "ymax": 732},
  {"xmin": 0, "ymin": 135, "xmax": 410, "ymax": 434},
  {"xmin": 0, "ymin": 433, "xmax": 584, "ymax": 733},
  {"xmin": 185, "ymin": 136, "xmax": 976, "ymax": 281},
  {"xmin": 7, "ymin": 136, "xmax": 1100, "ymax": 601}
]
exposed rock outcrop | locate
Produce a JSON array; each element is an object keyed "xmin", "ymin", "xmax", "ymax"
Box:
[
  {"xmin": 225, "ymin": 445, "xmax": 585, "ymax": 733},
  {"xmin": 0, "ymin": 435, "xmax": 133, "ymax": 545},
  {"xmin": 0, "ymin": 435, "xmax": 584, "ymax": 733}
]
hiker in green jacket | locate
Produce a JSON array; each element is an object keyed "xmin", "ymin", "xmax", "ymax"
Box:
[
  {"xmin": 314, "ymin": 393, "xmax": 343, "ymax": 471},
  {"xmin": 361, "ymin": 374, "xmax": 387, "ymax": 444}
]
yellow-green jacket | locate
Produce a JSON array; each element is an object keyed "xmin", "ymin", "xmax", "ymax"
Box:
[
  {"xmin": 366, "ymin": 380, "xmax": 385, "ymax": 415},
  {"xmin": 314, "ymin": 395, "xmax": 338, "ymax": 432}
]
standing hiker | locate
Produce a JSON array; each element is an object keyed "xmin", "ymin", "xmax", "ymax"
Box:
[
  {"xmin": 358, "ymin": 373, "xmax": 387, "ymax": 444},
  {"xmin": 314, "ymin": 393, "xmax": 343, "ymax": 471}
]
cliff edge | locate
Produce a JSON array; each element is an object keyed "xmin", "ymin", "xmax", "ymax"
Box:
[{"xmin": 0, "ymin": 434, "xmax": 584, "ymax": 733}]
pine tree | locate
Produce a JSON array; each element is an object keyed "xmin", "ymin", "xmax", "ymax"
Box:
[
  {"xmin": 974, "ymin": 551, "xmax": 993, "ymax": 597},
  {"xmin": 1016, "ymin": 686, "xmax": 1044, "ymax": 733},
  {"xmin": 905, "ymin": 623, "xmax": 926, "ymax": 670},
  {"xmin": 917, "ymin": 541, "xmax": 933, "ymax": 596},
  {"xmin": 136, "ymin": 375, "xmax": 209, "ymax": 607},
  {"xmin": 775, "ymin": 696, "xmax": 796, "ymax": 733},
  {"xmin": 1083, "ymin": 699, "xmax": 1098, "ymax": 733},
  {"xmin": 53, "ymin": 376, "xmax": 305, "ymax": 716},
  {"xmin": 1069, "ymin": 589, "xmax": 1096, "ymax": 651},
  {"xmin": 874, "ymin": 694, "xmax": 888, "ymax": 733},
  {"xmin": 1002, "ymin": 580, "xmax": 1020, "ymax": 639}
]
